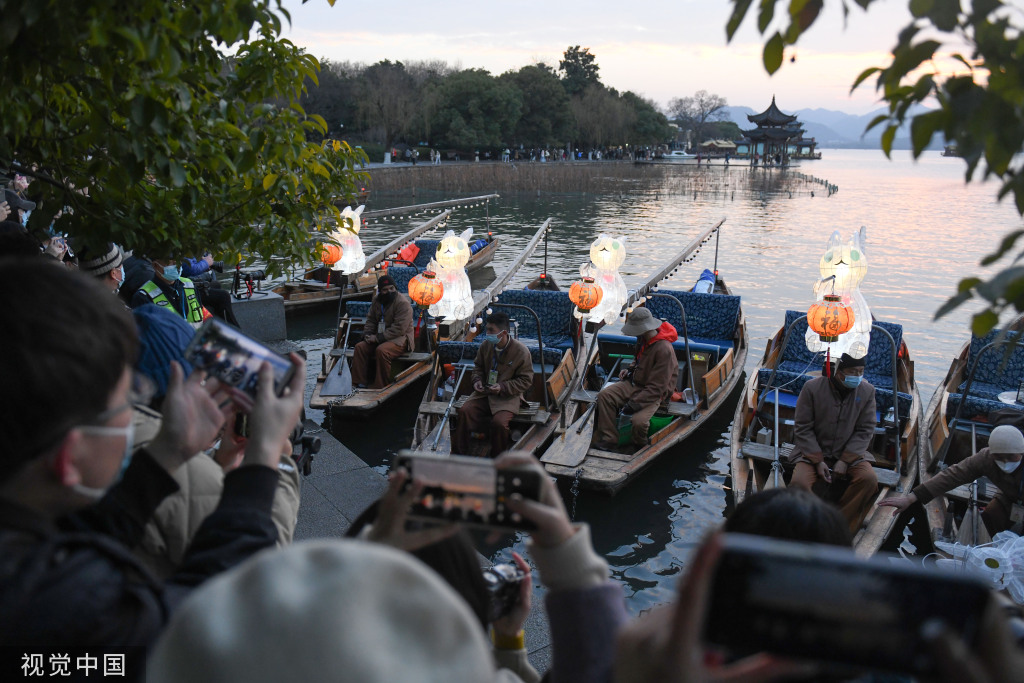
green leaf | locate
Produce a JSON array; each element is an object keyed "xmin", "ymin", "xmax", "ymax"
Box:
[
  {"xmin": 881, "ymin": 125, "xmax": 897, "ymax": 155},
  {"xmin": 982, "ymin": 230, "xmax": 1024, "ymax": 265},
  {"xmin": 851, "ymin": 67, "xmax": 881, "ymax": 92},
  {"xmin": 909, "ymin": 0, "xmax": 933, "ymax": 18},
  {"xmin": 972, "ymin": 310, "xmax": 999, "ymax": 336},
  {"xmin": 262, "ymin": 173, "xmax": 278, "ymax": 191},
  {"xmin": 929, "ymin": 0, "xmax": 962, "ymax": 31},
  {"xmin": 757, "ymin": 0, "xmax": 776, "ymax": 33},
  {"xmin": 726, "ymin": 0, "xmax": 756, "ymax": 40},
  {"xmin": 763, "ymin": 32, "xmax": 784, "ymax": 74}
]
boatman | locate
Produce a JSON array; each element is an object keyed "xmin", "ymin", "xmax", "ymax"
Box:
[
  {"xmin": 131, "ymin": 256, "xmax": 208, "ymax": 328},
  {"xmin": 591, "ymin": 307, "xmax": 678, "ymax": 452},
  {"xmin": 452, "ymin": 312, "xmax": 533, "ymax": 457},
  {"xmin": 880, "ymin": 424, "xmax": 1024, "ymax": 536},
  {"xmin": 350, "ymin": 275, "xmax": 414, "ymax": 389},
  {"xmin": 789, "ymin": 353, "xmax": 878, "ymax": 534}
]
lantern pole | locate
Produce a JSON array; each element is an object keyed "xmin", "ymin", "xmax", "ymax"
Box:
[
  {"xmin": 712, "ymin": 224, "xmax": 720, "ymax": 280},
  {"xmin": 650, "ymin": 293, "xmax": 699, "ymax": 413}
]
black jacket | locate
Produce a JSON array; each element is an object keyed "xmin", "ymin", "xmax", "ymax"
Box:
[{"xmin": 0, "ymin": 450, "xmax": 279, "ymax": 648}]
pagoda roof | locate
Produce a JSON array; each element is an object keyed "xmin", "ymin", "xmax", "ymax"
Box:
[
  {"xmin": 747, "ymin": 96, "xmax": 798, "ymax": 126},
  {"xmin": 742, "ymin": 126, "xmax": 802, "ymax": 141}
]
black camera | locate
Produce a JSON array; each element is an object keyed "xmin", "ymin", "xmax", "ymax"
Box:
[
  {"xmin": 242, "ymin": 269, "xmax": 266, "ymax": 281},
  {"xmin": 211, "ymin": 260, "xmax": 225, "ymax": 273},
  {"xmin": 483, "ymin": 563, "xmax": 526, "ymax": 622}
]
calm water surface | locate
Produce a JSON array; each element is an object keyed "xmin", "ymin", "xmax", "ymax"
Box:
[{"xmin": 289, "ymin": 149, "xmax": 1024, "ymax": 615}]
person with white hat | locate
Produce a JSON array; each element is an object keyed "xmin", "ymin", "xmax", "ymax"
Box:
[
  {"xmin": 882, "ymin": 424, "xmax": 1024, "ymax": 534},
  {"xmin": 592, "ymin": 307, "xmax": 679, "ymax": 452},
  {"xmin": 76, "ymin": 241, "xmax": 131, "ymax": 294}
]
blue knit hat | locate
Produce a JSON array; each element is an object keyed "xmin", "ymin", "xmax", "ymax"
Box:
[{"xmin": 133, "ymin": 304, "xmax": 194, "ymax": 400}]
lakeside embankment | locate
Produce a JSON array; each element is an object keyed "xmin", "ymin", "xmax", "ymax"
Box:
[{"xmin": 365, "ymin": 160, "xmax": 832, "ymax": 198}]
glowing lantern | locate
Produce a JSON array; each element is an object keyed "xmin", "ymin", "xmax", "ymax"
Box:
[
  {"xmin": 807, "ymin": 295, "xmax": 854, "ymax": 343},
  {"xmin": 320, "ymin": 244, "xmax": 342, "ymax": 267},
  {"xmin": 569, "ymin": 276, "xmax": 603, "ymax": 318},
  {"xmin": 408, "ymin": 270, "xmax": 444, "ymax": 309}
]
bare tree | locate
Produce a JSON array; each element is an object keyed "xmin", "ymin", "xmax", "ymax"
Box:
[
  {"xmin": 358, "ymin": 60, "xmax": 419, "ymax": 154},
  {"xmin": 667, "ymin": 90, "xmax": 728, "ymax": 148}
]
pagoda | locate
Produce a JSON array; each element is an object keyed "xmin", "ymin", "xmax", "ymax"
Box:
[{"xmin": 738, "ymin": 97, "xmax": 818, "ymax": 164}]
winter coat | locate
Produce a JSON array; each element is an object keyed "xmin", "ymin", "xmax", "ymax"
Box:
[
  {"xmin": 364, "ymin": 293, "xmax": 415, "ymax": 351},
  {"xmin": 791, "ymin": 375, "xmax": 876, "ymax": 465},
  {"xmin": 468, "ymin": 337, "xmax": 534, "ymax": 414},
  {"xmin": 624, "ymin": 322, "xmax": 679, "ymax": 410},
  {"xmin": 913, "ymin": 447, "xmax": 1024, "ymax": 506}
]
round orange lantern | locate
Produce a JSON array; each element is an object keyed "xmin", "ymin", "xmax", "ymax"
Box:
[
  {"xmin": 408, "ymin": 269, "xmax": 444, "ymax": 309},
  {"xmin": 569, "ymin": 276, "xmax": 603, "ymax": 314},
  {"xmin": 807, "ymin": 294, "xmax": 854, "ymax": 343},
  {"xmin": 321, "ymin": 243, "xmax": 343, "ymax": 267}
]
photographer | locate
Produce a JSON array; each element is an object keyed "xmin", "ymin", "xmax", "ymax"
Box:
[
  {"xmin": 0, "ymin": 258, "xmax": 306, "ymax": 649},
  {"xmin": 131, "ymin": 304, "xmax": 302, "ymax": 577}
]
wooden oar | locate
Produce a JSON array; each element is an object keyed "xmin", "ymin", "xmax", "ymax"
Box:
[
  {"xmin": 321, "ymin": 322, "xmax": 353, "ymax": 396},
  {"xmin": 541, "ymin": 358, "xmax": 623, "ymax": 467},
  {"xmin": 432, "ymin": 363, "xmax": 471, "ymax": 452},
  {"xmin": 764, "ymin": 388, "xmax": 786, "ymax": 490}
]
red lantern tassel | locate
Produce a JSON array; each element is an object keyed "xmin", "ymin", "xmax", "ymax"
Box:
[{"xmin": 826, "ymin": 347, "xmax": 831, "ymax": 378}]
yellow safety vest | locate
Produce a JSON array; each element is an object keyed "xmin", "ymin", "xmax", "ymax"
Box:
[{"xmin": 140, "ymin": 278, "xmax": 204, "ymax": 328}]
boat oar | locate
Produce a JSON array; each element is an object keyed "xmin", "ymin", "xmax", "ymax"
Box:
[
  {"xmin": 541, "ymin": 357, "xmax": 624, "ymax": 467},
  {"xmin": 432, "ymin": 363, "xmax": 470, "ymax": 453},
  {"xmin": 763, "ymin": 388, "xmax": 786, "ymax": 490},
  {"xmin": 321, "ymin": 322, "xmax": 354, "ymax": 396},
  {"xmin": 957, "ymin": 424, "xmax": 992, "ymax": 546}
]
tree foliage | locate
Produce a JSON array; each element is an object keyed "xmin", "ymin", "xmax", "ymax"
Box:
[
  {"xmin": 1, "ymin": 0, "xmax": 367, "ymax": 268},
  {"xmin": 726, "ymin": 0, "xmax": 1024, "ymax": 334},
  {"xmin": 559, "ymin": 46, "xmax": 601, "ymax": 96},
  {"xmin": 430, "ymin": 70, "xmax": 523, "ymax": 150},
  {"xmin": 500, "ymin": 64, "xmax": 575, "ymax": 147},
  {"xmin": 668, "ymin": 90, "xmax": 729, "ymax": 146}
]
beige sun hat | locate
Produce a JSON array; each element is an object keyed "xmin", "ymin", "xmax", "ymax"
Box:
[{"xmin": 621, "ymin": 307, "xmax": 662, "ymax": 336}]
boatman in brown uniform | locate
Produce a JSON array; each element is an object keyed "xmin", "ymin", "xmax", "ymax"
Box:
[
  {"xmin": 452, "ymin": 312, "xmax": 534, "ymax": 457},
  {"xmin": 351, "ymin": 275, "xmax": 414, "ymax": 389},
  {"xmin": 592, "ymin": 307, "xmax": 679, "ymax": 452},
  {"xmin": 789, "ymin": 352, "xmax": 878, "ymax": 534},
  {"xmin": 880, "ymin": 424, "xmax": 1024, "ymax": 535}
]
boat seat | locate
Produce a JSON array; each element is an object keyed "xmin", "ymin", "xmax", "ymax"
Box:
[
  {"xmin": 946, "ymin": 393, "xmax": 1023, "ymax": 422},
  {"xmin": 436, "ymin": 340, "xmax": 564, "ymax": 369},
  {"xmin": 739, "ymin": 441, "xmax": 901, "ymax": 487},
  {"xmin": 957, "ymin": 328, "xmax": 1024, "ymax": 398},
  {"xmin": 331, "ymin": 349, "xmax": 431, "ymax": 363},
  {"xmin": 411, "ymin": 239, "xmax": 440, "ymax": 269},
  {"xmin": 421, "ymin": 397, "xmax": 550, "ymax": 424},
  {"xmin": 598, "ymin": 333, "xmax": 723, "ymax": 366},
  {"xmin": 645, "ymin": 288, "xmax": 741, "ymax": 342},
  {"xmin": 485, "ymin": 290, "xmax": 578, "ymax": 350}
]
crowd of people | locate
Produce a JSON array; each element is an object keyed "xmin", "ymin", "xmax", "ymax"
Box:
[{"xmin": 2, "ymin": 170, "xmax": 1024, "ymax": 682}]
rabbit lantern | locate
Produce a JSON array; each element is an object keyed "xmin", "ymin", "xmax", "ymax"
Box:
[
  {"xmin": 331, "ymin": 205, "xmax": 366, "ymax": 275},
  {"xmin": 805, "ymin": 227, "xmax": 871, "ymax": 358},
  {"xmin": 585, "ymin": 234, "xmax": 628, "ymax": 325},
  {"xmin": 428, "ymin": 228, "xmax": 475, "ymax": 322}
]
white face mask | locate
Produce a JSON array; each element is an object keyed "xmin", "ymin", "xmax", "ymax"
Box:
[
  {"xmin": 997, "ymin": 459, "xmax": 1021, "ymax": 474},
  {"xmin": 113, "ymin": 265, "xmax": 125, "ymax": 292},
  {"xmin": 71, "ymin": 421, "xmax": 136, "ymax": 501}
]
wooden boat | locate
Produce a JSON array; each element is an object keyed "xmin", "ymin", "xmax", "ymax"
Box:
[
  {"xmin": 729, "ymin": 311, "xmax": 922, "ymax": 556},
  {"xmin": 920, "ymin": 327, "xmax": 1024, "ymax": 549},
  {"xmin": 540, "ymin": 218, "xmax": 747, "ymax": 494},
  {"xmin": 309, "ymin": 220, "xmax": 550, "ymax": 417},
  {"xmin": 410, "ymin": 250, "xmax": 578, "ymax": 456}
]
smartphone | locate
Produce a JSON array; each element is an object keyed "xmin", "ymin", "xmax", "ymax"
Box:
[
  {"xmin": 184, "ymin": 318, "xmax": 296, "ymax": 399},
  {"xmin": 704, "ymin": 533, "xmax": 991, "ymax": 676},
  {"xmin": 393, "ymin": 451, "xmax": 543, "ymax": 531}
]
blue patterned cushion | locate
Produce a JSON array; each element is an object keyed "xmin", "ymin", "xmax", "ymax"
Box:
[
  {"xmin": 958, "ymin": 329, "xmax": 1024, "ymax": 395},
  {"xmin": 598, "ymin": 333, "xmax": 721, "ymax": 365},
  {"xmin": 946, "ymin": 393, "xmax": 1023, "ymax": 422},
  {"xmin": 781, "ymin": 310, "xmax": 819, "ymax": 367},
  {"xmin": 346, "ymin": 301, "xmax": 370, "ymax": 319},
  {"xmin": 385, "ymin": 266, "xmax": 417, "ymax": 294},
  {"xmin": 758, "ymin": 368, "xmax": 814, "ymax": 395},
  {"xmin": 874, "ymin": 387, "xmax": 913, "ymax": 424},
  {"xmin": 412, "ymin": 240, "xmax": 440, "ymax": 268},
  {"xmin": 487, "ymin": 290, "xmax": 577, "ymax": 350},
  {"xmin": 864, "ymin": 320, "xmax": 904, "ymax": 382},
  {"xmin": 436, "ymin": 340, "xmax": 562, "ymax": 368},
  {"xmin": 646, "ymin": 290, "xmax": 741, "ymax": 342}
]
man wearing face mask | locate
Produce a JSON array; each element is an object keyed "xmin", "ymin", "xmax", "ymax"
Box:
[
  {"xmin": 453, "ymin": 312, "xmax": 534, "ymax": 457},
  {"xmin": 881, "ymin": 424, "xmax": 1024, "ymax": 535},
  {"xmin": 131, "ymin": 256, "xmax": 207, "ymax": 328},
  {"xmin": 789, "ymin": 353, "xmax": 878, "ymax": 534},
  {"xmin": 350, "ymin": 275, "xmax": 414, "ymax": 389},
  {"xmin": 76, "ymin": 242, "xmax": 131, "ymax": 300}
]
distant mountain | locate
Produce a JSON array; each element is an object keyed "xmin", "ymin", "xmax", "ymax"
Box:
[{"xmin": 720, "ymin": 104, "xmax": 942, "ymax": 150}]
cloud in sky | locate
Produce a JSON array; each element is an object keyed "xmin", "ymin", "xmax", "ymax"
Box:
[{"xmin": 279, "ymin": 0, "xmax": 919, "ymax": 114}]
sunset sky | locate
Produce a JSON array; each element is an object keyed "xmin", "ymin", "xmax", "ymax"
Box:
[{"xmin": 278, "ymin": 0, "xmax": 932, "ymax": 115}]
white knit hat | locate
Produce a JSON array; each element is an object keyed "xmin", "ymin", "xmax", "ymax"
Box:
[
  {"xmin": 989, "ymin": 425, "xmax": 1024, "ymax": 455},
  {"xmin": 149, "ymin": 540, "xmax": 496, "ymax": 683}
]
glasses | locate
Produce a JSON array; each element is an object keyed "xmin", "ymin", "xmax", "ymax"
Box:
[{"xmin": 87, "ymin": 372, "xmax": 156, "ymax": 425}]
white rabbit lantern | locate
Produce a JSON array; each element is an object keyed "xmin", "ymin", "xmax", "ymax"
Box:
[
  {"xmin": 585, "ymin": 234, "xmax": 628, "ymax": 325},
  {"xmin": 428, "ymin": 228, "xmax": 475, "ymax": 322},
  {"xmin": 805, "ymin": 228, "xmax": 871, "ymax": 358},
  {"xmin": 331, "ymin": 205, "xmax": 366, "ymax": 275}
]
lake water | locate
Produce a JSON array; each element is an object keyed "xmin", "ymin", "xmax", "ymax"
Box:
[{"xmin": 287, "ymin": 149, "xmax": 1024, "ymax": 615}]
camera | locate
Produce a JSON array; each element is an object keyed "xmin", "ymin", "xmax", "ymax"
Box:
[
  {"xmin": 241, "ymin": 269, "xmax": 266, "ymax": 281},
  {"xmin": 211, "ymin": 260, "xmax": 225, "ymax": 273},
  {"xmin": 483, "ymin": 563, "xmax": 526, "ymax": 622}
]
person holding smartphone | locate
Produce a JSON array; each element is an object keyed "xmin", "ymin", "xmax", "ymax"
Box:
[{"xmin": 453, "ymin": 312, "xmax": 534, "ymax": 457}]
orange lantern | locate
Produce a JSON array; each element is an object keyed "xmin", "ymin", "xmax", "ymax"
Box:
[
  {"xmin": 807, "ymin": 294, "xmax": 854, "ymax": 343},
  {"xmin": 408, "ymin": 270, "xmax": 444, "ymax": 308},
  {"xmin": 321, "ymin": 243, "xmax": 343, "ymax": 267},
  {"xmin": 569, "ymin": 276, "xmax": 603, "ymax": 314}
]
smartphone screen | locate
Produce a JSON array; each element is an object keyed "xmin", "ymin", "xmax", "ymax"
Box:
[
  {"xmin": 184, "ymin": 318, "xmax": 295, "ymax": 399},
  {"xmin": 394, "ymin": 452, "xmax": 540, "ymax": 531},
  {"xmin": 704, "ymin": 533, "xmax": 991, "ymax": 675}
]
